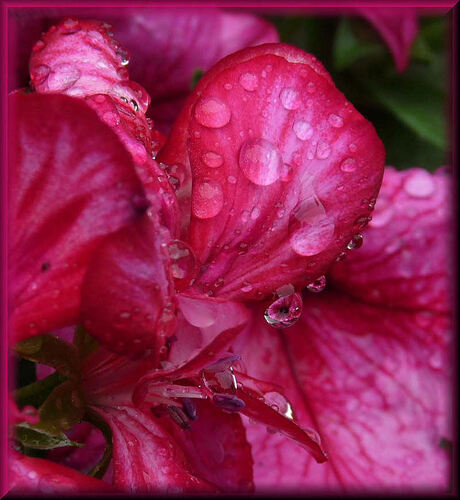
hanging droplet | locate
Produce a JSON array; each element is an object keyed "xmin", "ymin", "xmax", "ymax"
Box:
[
  {"xmin": 264, "ymin": 292, "xmax": 303, "ymax": 328},
  {"xmin": 306, "ymin": 275, "xmax": 326, "ymax": 293},
  {"xmin": 168, "ymin": 240, "xmax": 197, "ymax": 290},
  {"xmin": 347, "ymin": 234, "xmax": 363, "ymax": 250}
]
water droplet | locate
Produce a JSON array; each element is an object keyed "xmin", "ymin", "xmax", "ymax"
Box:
[
  {"xmin": 328, "ymin": 113, "xmax": 344, "ymax": 128},
  {"xmin": 264, "ymin": 292, "xmax": 303, "ymax": 328},
  {"xmin": 369, "ymin": 207, "xmax": 393, "ymax": 228},
  {"xmin": 241, "ymin": 283, "xmax": 253, "ymax": 293},
  {"xmin": 250, "ymin": 206, "xmax": 261, "ymax": 220},
  {"xmin": 354, "ymin": 216, "xmax": 371, "ymax": 230},
  {"xmin": 168, "ymin": 240, "xmax": 196, "ymax": 288},
  {"xmin": 30, "ymin": 65, "xmax": 50, "ymax": 85},
  {"xmin": 47, "ymin": 64, "xmax": 81, "ymax": 91},
  {"xmin": 119, "ymin": 311, "xmax": 131, "ymax": 319},
  {"xmin": 316, "ymin": 141, "xmax": 331, "ymax": 159},
  {"xmin": 306, "ymin": 275, "xmax": 326, "ymax": 293},
  {"xmin": 349, "ymin": 143, "xmax": 358, "ymax": 152},
  {"xmin": 239, "ymin": 72, "xmax": 259, "ymax": 91},
  {"xmin": 194, "ymin": 97, "xmax": 231, "ymax": 128},
  {"xmin": 227, "ymin": 175, "xmax": 237, "ymax": 184},
  {"xmin": 280, "ymin": 87, "xmax": 301, "ymax": 110},
  {"xmin": 202, "ymin": 151, "xmax": 223, "ymax": 168},
  {"xmin": 264, "ymin": 392, "xmax": 294, "ymax": 419},
  {"xmin": 224, "ymin": 83, "xmax": 232, "ymax": 90},
  {"xmin": 192, "ymin": 180, "xmax": 224, "ymax": 218},
  {"xmin": 340, "ymin": 157, "xmax": 356, "ymax": 172},
  {"xmin": 290, "ymin": 197, "xmax": 335, "ymax": 256},
  {"xmin": 347, "ymin": 234, "xmax": 363, "ymax": 250},
  {"xmin": 336, "ymin": 251, "xmax": 347, "ymax": 261},
  {"xmin": 403, "ymin": 170, "xmax": 435, "ymax": 198},
  {"xmin": 239, "ymin": 138, "xmax": 282, "ymax": 186},
  {"xmin": 293, "ymin": 121, "xmax": 313, "ymax": 141}
]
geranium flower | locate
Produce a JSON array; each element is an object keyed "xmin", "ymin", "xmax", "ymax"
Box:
[{"xmin": 7, "ymin": 8, "xmax": 450, "ymax": 496}]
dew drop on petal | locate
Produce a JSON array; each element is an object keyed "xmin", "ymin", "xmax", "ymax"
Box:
[
  {"xmin": 328, "ymin": 113, "xmax": 344, "ymax": 128},
  {"xmin": 264, "ymin": 292, "xmax": 303, "ymax": 328},
  {"xmin": 290, "ymin": 217, "xmax": 335, "ymax": 257},
  {"xmin": 280, "ymin": 163, "xmax": 294, "ymax": 182},
  {"xmin": 47, "ymin": 64, "xmax": 81, "ymax": 91},
  {"xmin": 293, "ymin": 121, "xmax": 313, "ymax": 141},
  {"xmin": 306, "ymin": 275, "xmax": 326, "ymax": 293},
  {"xmin": 202, "ymin": 151, "xmax": 223, "ymax": 168},
  {"xmin": 340, "ymin": 157, "xmax": 356, "ymax": 172},
  {"xmin": 168, "ymin": 240, "xmax": 197, "ymax": 286},
  {"xmin": 316, "ymin": 141, "xmax": 331, "ymax": 159},
  {"xmin": 239, "ymin": 72, "xmax": 259, "ymax": 91},
  {"xmin": 403, "ymin": 170, "xmax": 435, "ymax": 198},
  {"xmin": 192, "ymin": 180, "xmax": 224, "ymax": 219},
  {"xmin": 347, "ymin": 234, "xmax": 363, "ymax": 250},
  {"xmin": 227, "ymin": 175, "xmax": 237, "ymax": 184},
  {"xmin": 280, "ymin": 87, "xmax": 301, "ymax": 110},
  {"xmin": 239, "ymin": 138, "xmax": 282, "ymax": 186},
  {"xmin": 194, "ymin": 97, "xmax": 231, "ymax": 128}
]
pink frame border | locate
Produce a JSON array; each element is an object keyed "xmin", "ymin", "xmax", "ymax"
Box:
[{"xmin": 1, "ymin": 1, "xmax": 457, "ymax": 497}]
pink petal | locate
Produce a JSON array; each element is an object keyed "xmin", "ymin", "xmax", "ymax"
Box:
[
  {"xmin": 94, "ymin": 405, "xmax": 216, "ymax": 493},
  {"xmin": 234, "ymin": 294, "xmax": 451, "ymax": 491},
  {"xmin": 29, "ymin": 17, "xmax": 179, "ymax": 234},
  {"xmin": 356, "ymin": 7, "xmax": 419, "ymax": 72},
  {"xmin": 160, "ymin": 399, "xmax": 254, "ymax": 492},
  {"xmin": 81, "ymin": 216, "xmax": 176, "ymax": 360},
  {"xmin": 8, "ymin": 449, "xmax": 115, "ymax": 494},
  {"xmin": 330, "ymin": 168, "xmax": 451, "ymax": 312},
  {"xmin": 9, "ymin": 93, "xmax": 146, "ymax": 344},
  {"xmin": 159, "ymin": 43, "xmax": 385, "ymax": 301}
]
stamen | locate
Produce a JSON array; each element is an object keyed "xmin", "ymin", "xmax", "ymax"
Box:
[
  {"xmin": 182, "ymin": 398, "xmax": 198, "ymax": 420},
  {"xmin": 167, "ymin": 406, "xmax": 191, "ymax": 430},
  {"xmin": 212, "ymin": 393, "xmax": 246, "ymax": 412}
]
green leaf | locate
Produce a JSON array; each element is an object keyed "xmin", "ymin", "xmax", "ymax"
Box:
[
  {"xmin": 191, "ymin": 68, "xmax": 204, "ymax": 90},
  {"xmin": 15, "ymin": 334, "xmax": 80, "ymax": 379},
  {"xmin": 73, "ymin": 325, "xmax": 98, "ymax": 359},
  {"xmin": 14, "ymin": 371, "xmax": 65, "ymax": 409},
  {"xmin": 361, "ymin": 76, "xmax": 446, "ymax": 150},
  {"xmin": 85, "ymin": 408, "xmax": 113, "ymax": 479},
  {"xmin": 333, "ymin": 18, "xmax": 385, "ymax": 71},
  {"xmin": 16, "ymin": 423, "xmax": 83, "ymax": 450},
  {"xmin": 38, "ymin": 381, "xmax": 86, "ymax": 435}
]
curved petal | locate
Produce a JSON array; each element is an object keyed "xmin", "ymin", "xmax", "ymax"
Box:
[
  {"xmin": 8, "ymin": 93, "xmax": 146, "ymax": 344},
  {"xmin": 8, "ymin": 449, "xmax": 115, "ymax": 494},
  {"xmin": 235, "ymin": 296, "xmax": 451, "ymax": 491},
  {"xmin": 81, "ymin": 216, "xmax": 176, "ymax": 360},
  {"xmin": 94, "ymin": 405, "xmax": 216, "ymax": 493},
  {"xmin": 159, "ymin": 399, "xmax": 254, "ymax": 492},
  {"xmin": 330, "ymin": 168, "xmax": 451, "ymax": 313},
  {"xmin": 158, "ymin": 43, "xmax": 385, "ymax": 301},
  {"xmin": 356, "ymin": 7, "xmax": 419, "ymax": 72},
  {"xmin": 29, "ymin": 17, "xmax": 179, "ymax": 234}
]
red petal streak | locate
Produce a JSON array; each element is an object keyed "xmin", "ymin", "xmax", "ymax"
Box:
[
  {"xmin": 9, "ymin": 449, "xmax": 115, "ymax": 494},
  {"xmin": 9, "ymin": 93, "xmax": 145, "ymax": 344},
  {"xmin": 81, "ymin": 216, "xmax": 176, "ymax": 360},
  {"xmin": 94, "ymin": 406, "xmax": 216, "ymax": 493},
  {"xmin": 159, "ymin": 43, "xmax": 385, "ymax": 301},
  {"xmin": 161, "ymin": 400, "xmax": 254, "ymax": 492},
  {"xmin": 235, "ymin": 298, "xmax": 451, "ymax": 491},
  {"xmin": 330, "ymin": 168, "xmax": 451, "ymax": 313}
]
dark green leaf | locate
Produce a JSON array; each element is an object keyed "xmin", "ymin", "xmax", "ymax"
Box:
[
  {"xmin": 14, "ymin": 371, "xmax": 65, "ymax": 409},
  {"xmin": 16, "ymin": 423, "xmax": 83, "ymax": 450},
  {"xmin": 191, "ymin": 68, "xmax": 205, "ymax": 90},
  {"xmin": 15, "ymin": 334, "xmax": 80, "ymax": 379},
  {"xmin": 85, "ymin": 408, "xmax": 113, "ymax": 479},
  {"xmin": 73, "ymin": 325, "xmax": 98, "ymax": 359}
]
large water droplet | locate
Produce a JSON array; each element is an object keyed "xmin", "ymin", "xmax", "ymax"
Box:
[
  {"xmin": 239, "ymin": 138, "xmax": 282, "ymax": 186},
  {"xmin": 202, "ymin": 151, "xmax": 223, "ymax": 168},
  {"xmin": 47, "ymin": 64, "xmax": 81, "ymax": 91},
  {"xmin": 168, "ymin": 240, "xmax": 197, "ymax": 289},
  {"xmin": 293, "ymin": 121, "xmax": 313, "ymax": 141},
  {"xmin": 194, "ymin": 97, "xmax": 231, "ymax": 128},
  {"xmin": 192, "ymin": 180, "xmax": 224, "ymax": 219},
  {"xmin": 403, "ymin": 170, "xmax": 435, "ymax": 198},
  {"xmin": 306, "ymin": 275, "xmax": 326, "ymax": 293},
  {"xmin": 264, "ymin": 292, "xmax": 303, "ymax": 328},
  {"xmin": 264, "ymin": 391, "xmax": 294, "ymax": 419},
  {"xmin": 280, "ymin": 88, "xmax": 301, "ymax": 110},
  {"xmin": 239, "ymin": 72, "xmax": 259, "ymax": 91},
  {"xmin": 289, "ymin": 197, "xmax": 335, "ymax": 256}
]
